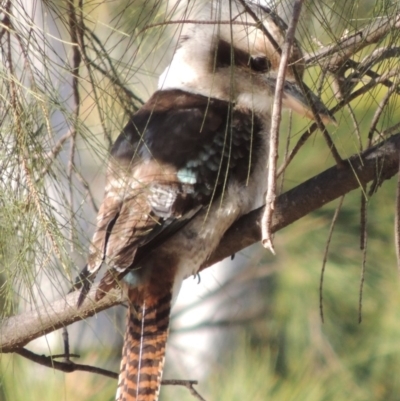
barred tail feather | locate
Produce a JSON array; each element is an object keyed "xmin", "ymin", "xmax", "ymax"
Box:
[{"xmin": 116, "ymin": 291, "xmax": 172, "ymax": 401}]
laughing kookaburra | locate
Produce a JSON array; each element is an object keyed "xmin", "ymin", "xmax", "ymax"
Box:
[{"xmin": 78, "ymin": 1, "xmax": 334, "ymax": 400}]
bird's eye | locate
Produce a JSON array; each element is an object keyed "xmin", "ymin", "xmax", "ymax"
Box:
[{"xmin": 250, "ymin": 56, "xmax": 271, "ymax": 72}]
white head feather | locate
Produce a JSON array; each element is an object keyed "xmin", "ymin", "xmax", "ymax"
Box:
[{"xmin": 159, "ymin": 1, "xmax": 303, "ymax": 112}]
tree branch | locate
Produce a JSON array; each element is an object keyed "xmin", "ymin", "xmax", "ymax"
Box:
[
  {"xmin": 1, "ymin": 133, "xmax": 400, "ymax": 353},
  {"xmin": 15, "ymin": 348, "xmax": 206, "ymax": 400},
  {"xmin": 15, "ymin": 347, "xmax": 118, "ymax": 379},
  {"xmin": 305, "ymin": 12, "xmax": 400, "ymax": 69},
  {"xmin": 205, "ymin": 133, "xmax": 400, "ymax": 267}
]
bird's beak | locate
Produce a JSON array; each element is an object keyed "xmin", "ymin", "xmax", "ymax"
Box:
[{"xmin": 266, "ymin": 77, "xmax": 336, "ymax": 125}]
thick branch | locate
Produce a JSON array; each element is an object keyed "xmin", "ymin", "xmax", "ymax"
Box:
[
  {"xmin": 207, "ymin": 133, "xmax": 400, "ymax": 266},
  {"xmin": 2, "ymin": 134, "xmax": 400, "ymax": 353},
  {"xmin": 1, "ymin": 287, "xmax": 124, "ymax": 353}
]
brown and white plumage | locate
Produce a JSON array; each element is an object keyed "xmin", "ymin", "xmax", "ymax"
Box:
[{"xmin": 78, "ymin": 2, "xmax": 334, "ymax": 400}]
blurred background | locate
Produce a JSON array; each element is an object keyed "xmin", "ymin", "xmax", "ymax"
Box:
[{"xmin": 1, "ymin": 0, "xmax": 400, "ymax": 400}]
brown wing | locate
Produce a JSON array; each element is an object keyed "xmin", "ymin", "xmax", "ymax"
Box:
[{"xmin": 88, "ymin": 159, "xmax": 185, "ymax": 275}]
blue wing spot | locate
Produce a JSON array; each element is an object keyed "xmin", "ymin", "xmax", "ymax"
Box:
[
  {"xmin": 123, "ymin": 271, "xmax": 142, "ymax": 287},
  {"xmin": 177, "ymin": 168, "xmax": 197, "ymax": 184}
]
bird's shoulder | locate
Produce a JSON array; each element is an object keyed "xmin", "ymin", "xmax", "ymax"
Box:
[
  {"xmin": 110, "ymin": 89, "xmax": 264, "ymax": 187},
  {"xmin": 111, "ymin": 89, "xmax": 234, "ymax": 165}
]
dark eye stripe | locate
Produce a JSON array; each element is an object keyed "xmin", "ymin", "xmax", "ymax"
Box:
[
  {"xmin": 215, "ymin": 39, "xmax": 270, "ymax": 73},
  {"xmin": 215, "ymin": 39, "xmax": 250, "ymax": 68}
]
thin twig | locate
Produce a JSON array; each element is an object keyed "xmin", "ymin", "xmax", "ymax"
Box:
[
  {"xmin": 346, "ymin": 47, "xmax": 400, "ymax": 91},
  {"xmin": 360, "ymin": 186, "xmax": 368, "ymax": 251},
  {"xmin": 140, "ymin": 18, "xmax": 256, "ymax": 34},
  {"xmin": 381, "ymin": 122, "xmax": 400, "ymax": 138},
  {"xmin": 359, "ymin": 184, "xmax": 369, "ymax": 322},
  {"xmin": 319, "ymin": 196, "xmax": 345, "ymax": 323},
  {"xmin": 278, "ymin": 68, "xmax": 399, "ymax": 176},
  {"xmin": 85, "ymin": 29, "xmax": 144, "ymax": 111},
  {"xmin": 41, "ymin": 130, "xmax": 73, "ymax": 178},
  {"xmin": 14, "ymin": 348, "xmax": 205, "ymax": 399},
  {"xmin": 79, "ymin": 31, "xmax": 113, "ymax": 148},
  {"xmin": 15, "ymin": 347, "xmax": 118, "ymax": 379},
  {"xmin": 368, "ymin": 79, "xmax": 399, "ymax": 147},
  {"xmin": 0, "ymin": 1, "xmax": 12, "ymax": 42},
  {"xmin": 67, "ymin": 0, "xmax": 83, "ymax": 253},
  {"xmin": 237, "ymin": 0, "xmax": 281, "ymax": 53},
  {"xmin": 332, "ymin": 56, "xmax": 400, "ymax": 103},
  {"xmin": 278, "ymin": 110, "xmax": 292, "ymax": 189},
  {"xmin": 395, "ymin": 153, "xmax": 400, "ymax": 274},
  {"xmin": 359, "ymin": 219, "xmax": 368, "ymax": 324},
  {"xmin": 62, "ymin": 327, "xmax": 70, "ymax": 362},
  {"xmin": 347, "ymin": 104, "xmax": 363, "ymax": 151},
  {"xmin": 305, "ymin": 13, "xmax": 400, "ymax": 68},
  {"xmin": 184, "ymin": 382, "xmax": 207, "ymax": 401},
  {"xmin": 261, "ymin": 0, "xmax": 305, "ymax": 253},
  {"xmin": 74, "ymin": 169, "xmax": 99, "ymax": 214}
]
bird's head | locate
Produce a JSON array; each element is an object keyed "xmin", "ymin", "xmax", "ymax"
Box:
[{"xmin": 159, "ymin": 0, "xmax": 334, "ymax": 124}]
